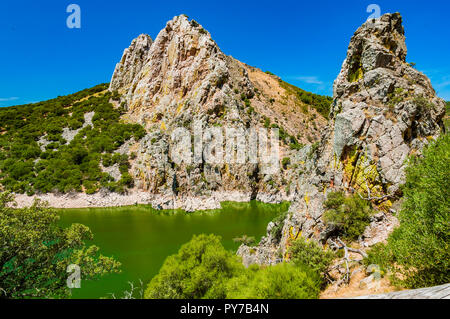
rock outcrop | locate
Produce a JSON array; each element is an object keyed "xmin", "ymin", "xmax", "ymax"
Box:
[
  {"xmin": 107, "ymin": 13, "xmax": 444, "ymax": 262},
  {"xmin": 109, "ymin": 15, "xmax": 328, "ymax": 205},
  {"xmin": 331, "ymin": 13, "xmax": 444, "ymax": 194},
  {"xmin": 238, "ymin": 13, "xmax": 445, "ymax": 266}
]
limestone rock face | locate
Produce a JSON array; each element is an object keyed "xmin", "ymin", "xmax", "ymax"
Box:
[
  {"xmin": 110, "ymin": 34, "xmax": 153, "ymax": 91},
  {"xmin": 111, "ymin": 15, "xmax": 254, "ymax": 123},
  {"xmin": 110, "ymin": 15, "xmax": 258, "ymax": 197},
  {"xmin": 331, "ymin": 12, "xmax": 445, "ymax": 193},
  {"xmin": 108, "ymin": 15, "xmax": 327, "ymax": 202},
  {"xmin": 239, "ymin": 13, "xmax": 445, "ymax": 265}
]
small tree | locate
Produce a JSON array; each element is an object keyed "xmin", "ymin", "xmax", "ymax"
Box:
[
  {"xmin": 323, "ymin": 191, "xmax": 373, "ymax": 241},
  {"xmin": 0, "ymin": 192, "xmax": 121, "ymax": 298},
  {"xmin": 144, "ymin": 234, "xmax": 245, "ymax": 299},
  {"xmin": 288, "ymin": 237, "xmax": 334, "ymax": 286}
]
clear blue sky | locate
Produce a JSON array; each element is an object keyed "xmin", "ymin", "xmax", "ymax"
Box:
[{"xmin": 1, "ymin": 0, "xmax": 449, "ymax": 107}]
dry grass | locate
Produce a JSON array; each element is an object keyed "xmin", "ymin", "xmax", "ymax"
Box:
[
  {"xmin": 321, "ymin": 266, "xmax": 402, "ymax": 299},
  {"xmin": 241, "ymin": 63, "xmax": 328, "ymax": 145}
]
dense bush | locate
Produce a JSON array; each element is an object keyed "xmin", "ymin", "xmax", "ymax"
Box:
[
  {"xmin": 144, "ymin": 234, "xmax": 244, "ymax": 299},
  {"xmin": 145, "ymin": 234, "xmax": 322, "ymax": 299},
  {"xmin": 0, "ymin": 192, "xmax": 120, "ymax": 298},
  {"xmin": 226, "ymin": 262, "xmax": 320, "ymax": 299},
  {"xmin": 376, "ymin": 134, "xmax": 449, "ymax": 288},
  {"xmin": 288, "ymin": 237, "xmax": 334, "ymax": 283},
  {"xmin": 269, "ymin": 210, "xmax": 289, "ymax": 241},
  {"xmin": 0, "ymin": 84, "xmax": 146, "ymax": 194},
  {"xmin": 323, "ymin": 191, "xmax": 373, "ymax": 240},
  {"xmin": 363, "ymin": 242, "xmax": 392, "ymax": 275},
  {"xmin": 281, "ymin": 157, "xmax": 291, "ymax": 169}
]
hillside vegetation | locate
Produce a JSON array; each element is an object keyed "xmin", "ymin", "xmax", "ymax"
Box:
[
  {"xmin": 278, "ymin": 79, "xmax": 333, "ymax": 119},
  {"xmin": 0, "ymin": 84, "xmax": 146, "ymax": 195},
  {"xmin": 445, "ymin": 101, "xmax": 450, "ymax": 130}
]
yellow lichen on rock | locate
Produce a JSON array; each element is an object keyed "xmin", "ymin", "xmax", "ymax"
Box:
[
  {"xmin": 176, "ymin": 102, "xmax": 184, "ymax": 115},
  {"xmin": 224, "ymin": 163, "xmax": 230, "ymax": 177},
  {"xmin": 304, "ymin": 192, "xmax": 309, "ymax": 206},
  {"xmin": 342, "ymin": 148, "xmax": 384, "ymax": 198},
  {"xmin": 289, "ymin": 226, "xmax": 301, "ymax": 241}
]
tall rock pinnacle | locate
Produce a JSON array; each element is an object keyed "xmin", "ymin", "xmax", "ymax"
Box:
[
  {"xmin": 330, "ymin": 12, "xmax": 445, "ymax": 193},
  {"xmin": 109, "ymin": 14, "xmax": 254, "ymax": 125},
  {"xmin": 110, "ymin": 34, "xmax": 153, "ymax": 91},
  {"xmin": 238, "ymin": 13, "xmax": 446, "ymax": 266},
  {"xmin": 107, "ymin": 15, "xmax": 303, "ymax": 202}
]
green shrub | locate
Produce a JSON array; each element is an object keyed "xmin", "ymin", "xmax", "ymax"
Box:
[
  {"xmin": 323, "ymin": 191, "xmax": 373, "ymax": 240},
  {"xmin": 289, "ymin": 142, "xmax": 304, "ymax": 150},
  {"xmin": 145, "ymin": 231, "xmax": 321, "ymax": 299},
  {"xmin": 0, "ymin": 192, "xmax": 120, "ymax": 298},
  {"xmin": 386, "ymin": 88, "xmax": 407, "ymax": 108},
  {"xmin": 269, "ymin": 210, "xmax": 289, "ymax": 241},
  {"xmin": 385, "ymin": 134, "xmax": 449, "ymax": 288},
  {"xmin": 144, "ymin": 234, "xmax": 244, "ymax": 299},
  {"xmin": 281, "ymin": 157, "xmax": 291, "ymax": 169},
  {"xmin": 226, "ymin": 262, "xmax": 320, "ymax": 299},
  {"xmin": 413, "ymin": 95, "xmax": 435, "ymax": 111},
  {"xmin": 363, "ymin": 242, "xmax": 392, "ymax": 276},
  {"xmin": 288, "ymin": 237, "xmax": 334, "ymax": 281}
]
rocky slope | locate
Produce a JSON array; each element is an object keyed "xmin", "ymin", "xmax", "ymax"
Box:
[
  {"xmin": 10, "ymin": 11, "xmax": 444, "ymax": 238},
  {"xmin": 6, "ymin": 14, "xmax": 331, "ymax": 211},
  {"xmin": 238, "ymin": 13, "xmax": 445, "ymax": 265},
  {"xmin": 108, "ymin": 14, "xmax": 329, "ymax": 209}
]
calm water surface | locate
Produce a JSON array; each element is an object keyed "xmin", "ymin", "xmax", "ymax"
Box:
[{"xmin": 58, "ymin": 201, "xmax": 288, "ymax": 298}]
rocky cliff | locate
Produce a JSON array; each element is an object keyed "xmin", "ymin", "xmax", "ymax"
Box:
[
  {"xmin": 238, "ymin": 13, "xmax": 445, "ymax": 265},
  {"xmin": 108, "ymin": 15, "xmax": 329, "ymax": 210}
]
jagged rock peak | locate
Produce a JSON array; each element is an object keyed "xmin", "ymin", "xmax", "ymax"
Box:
[
  {"xmin": 110, "ymin": 34, "xmax": 153, "ymax": 91},
  {"xmin": 357, "ymin": 12, "xmax": 407, "ymax": 62},
  {"xmin": 108, "ymin": 15, "xmax": 262, "ymax": 196},
  {"xmin": 162, "ymin": 14, "xmax": 213, "ymax": 39},
  {"xmin": 110, "ymin": 14, "xmax": 254, "ymax": 123},
  {"xmin": 333, "ymin": 12, "xmax": 410, "ymax": 100},
  {"xmin": 109, "ymin": 14, "xmax": 219, "ymax": 93},
  {"xmin": 331, "ymin": 12, "xmax": 445, "ymax": 193}
]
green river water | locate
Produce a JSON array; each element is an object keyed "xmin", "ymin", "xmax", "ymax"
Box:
[{"xmin": 57, "ymin": 201, "xmax": 288, "ymax": 299}]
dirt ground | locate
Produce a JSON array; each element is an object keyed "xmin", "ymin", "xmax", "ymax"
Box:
[{"xmin": 321, "ymin": 269, "xmax": 402, "ymax": 299}]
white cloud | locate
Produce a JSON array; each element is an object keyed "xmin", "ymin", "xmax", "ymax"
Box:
[
  {"xmin": 0, "ymin": 97, "xmax": 19, "ymax": 102},
  {"xmin": 289, "ymin": 76, "xmax": 324, "ymax": 85},
  {"xmin": 435, "ymin": 80, "xmax": 450, "ymax": 89}
]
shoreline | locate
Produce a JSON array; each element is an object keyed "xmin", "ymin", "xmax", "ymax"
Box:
[{"xmin": 13, "ymin": 190, "xmax": 292, "ymax": 212}]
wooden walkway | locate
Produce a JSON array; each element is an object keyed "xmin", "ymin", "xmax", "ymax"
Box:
[{"xmin": 353, "ymin": 283, "xmax": 450, "ymax": 299}]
